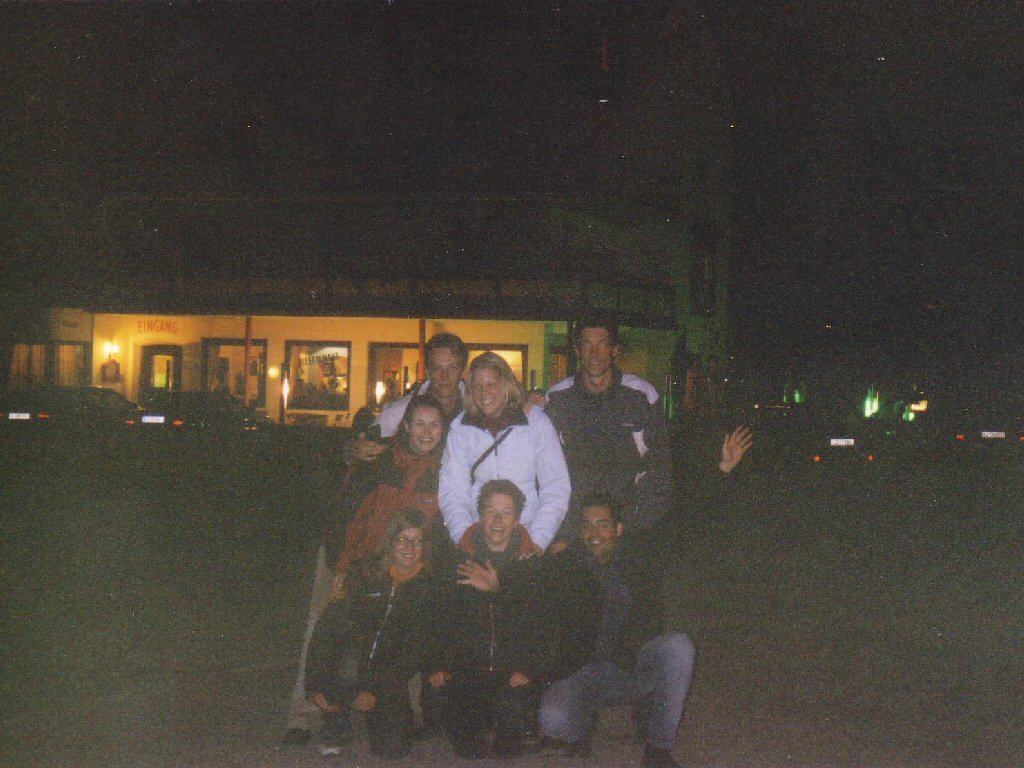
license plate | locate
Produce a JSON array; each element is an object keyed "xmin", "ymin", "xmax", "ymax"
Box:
[
  {"xmin": 981, "ymin": 431, "xmax": 1005, "ymax": 439},
  {"xmin": 830, "ymin": 438, "xmax": 855, "ymax": 447},
  {"xmin": 7, "ymin": 412, "xmax": 30, "ymax": 420},
  {"xmin": 142, "ymin": 415, "xmax": 166, "ymax": 424}
]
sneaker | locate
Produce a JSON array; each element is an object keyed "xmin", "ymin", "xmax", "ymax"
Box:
[
  {"xmin": 642, "ymin": 744, "xmax": 681, "ymax": 768},
  {"xmin": 316, "ymin": 714, "xmax": 352, "ymax": 756},
  {"xmin": 281, "ymin": 727, "xmax": 311, "ymax": 746}
]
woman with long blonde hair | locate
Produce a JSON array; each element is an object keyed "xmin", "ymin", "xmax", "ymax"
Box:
[{"xmin": 438, "ymin": 352, "xmax": 570, "ymax": 553}]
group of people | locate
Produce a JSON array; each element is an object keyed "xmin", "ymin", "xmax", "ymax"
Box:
[{"xmin": 281, "ymin": 318, "xmax": 752, "ymax": 767}]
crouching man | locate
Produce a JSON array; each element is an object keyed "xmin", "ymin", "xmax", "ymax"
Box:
[
  {"xmin": 539, "ymin": 494, "xmax": 696, "ymax": 768},
  {"xmin": 427, "ymin": 479, "xmax": 546, "ymax": 759}
]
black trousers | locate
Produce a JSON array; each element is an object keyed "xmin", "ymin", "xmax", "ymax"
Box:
[
  {"xmin": 427, "ymin": 671, "xmax": 539, "ymax": 758},
  {"xmin": 305, "ymin": 600, "xmax": 413, "ymax": 758}
]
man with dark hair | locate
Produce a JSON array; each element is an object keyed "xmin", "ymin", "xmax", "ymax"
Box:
[
  {"xmin": 545, "ymin": 315, "xmax": 674, "ymax": 546},
  {"xmin": 546, "ymin": 314, "xmax": 750, "ymax": 545},
  {"xmin": 568, "ymin": 312, "xmax": 620, "ymax": 348},
  {"xmin": 538, "ymin": 497, "xmax": 695, "ymax": 768},
  {"xmin": 352, "ymin": 332, "xmax": 469, "ymax": 462}
]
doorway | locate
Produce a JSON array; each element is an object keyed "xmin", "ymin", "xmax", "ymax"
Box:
[{"xmin": 140, "ymin": 345, "xmax": 182, "ymax": 403}]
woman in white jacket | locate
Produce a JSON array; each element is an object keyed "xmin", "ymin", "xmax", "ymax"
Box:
[{"xmin": 439, "ymin": 352, "xmax": 570, "ymax": 553}]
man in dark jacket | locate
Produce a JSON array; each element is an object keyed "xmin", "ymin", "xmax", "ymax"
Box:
[
  {"xmin": 545, "ymin": 316, "xmax": 674, "ymax": 540},
  {"xmin": 545, "ymin": 314, "xmax": 751, "ymax": 550},
  {"xmin": 426, "ymin": 479, "xmax": 546, "ymax": 759},
  {"xmin": 538, "ymin": 495, "xmax": 696, "ymax": 768}
]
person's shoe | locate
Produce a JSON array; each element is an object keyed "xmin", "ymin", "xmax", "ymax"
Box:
[
  {"xmin": 315, "ymin": 714, "xmax": 352, "ymax": 756},
  {"xmin": 281, "ymin": 727, "xmax": 311, "ymax": 746},
  {"xmin": 642, "ymin": 744, "xmax": 681, "ymax": 768}
]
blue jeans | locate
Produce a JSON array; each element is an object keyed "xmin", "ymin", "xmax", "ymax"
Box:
[{"xmin": 539, "ymin": 633, "xmax": 696, "ymax": 751}]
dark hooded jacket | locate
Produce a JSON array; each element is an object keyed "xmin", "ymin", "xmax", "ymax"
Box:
[
  {"xmin": 427, "ymin": 526, "xmax": 548, "ymax": 680},
  {"xmin": 545, "ymin": 368, "xmax": 674, "ymax": 540},
  {"xmin": 305, "ymin": 555, "xmax": 442, "ymax": 706},
  {"xmin": 540, "ymin": 539, "xmax": 665, "ymax": 675}
]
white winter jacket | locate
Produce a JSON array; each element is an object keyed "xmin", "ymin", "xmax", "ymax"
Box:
[{"xmin": 439, "ymin": 406, "xmax": 570, "ymax": 551}]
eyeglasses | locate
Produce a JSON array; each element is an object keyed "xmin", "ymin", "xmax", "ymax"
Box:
[{"xmin": 394, "ymin": 536, "xmax": 425, "ymax": 548}]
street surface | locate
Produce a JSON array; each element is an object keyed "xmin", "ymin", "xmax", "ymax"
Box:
[{"xmin": 1, "ymin": 426, "xmax": 1020, "ymax": 767}]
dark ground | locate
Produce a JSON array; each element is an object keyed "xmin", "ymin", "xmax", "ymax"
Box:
[{"xmin": 1, "ymin": 426, "xmax": 1021, "ymax": 768}]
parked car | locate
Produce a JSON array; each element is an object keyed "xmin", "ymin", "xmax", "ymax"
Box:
[
  {"xmin": 0, "ymin": 385, "xmax": 143, "ymax": 431},
  {"xmin": 0, "ymin": 388, "xmax": 46, "ymax": 426},
  {"xmin": 945, "ymin": 406, "xmax": 1024, "ymax": 458},
  {"xmin": 767, "ymin": 404, "xmax": 886, "ymax": 468},
  {"xmin": 139, "ymin": 390, "xmax": 273, "ymax": 432}
]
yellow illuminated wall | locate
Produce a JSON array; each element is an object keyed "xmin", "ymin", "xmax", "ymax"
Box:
[
  {"xmin": 44, "ymin": 309, "xmax": 679, "ymax": 425},
  {"xmin": 84, "ymin": 312, "xmax": 560, "ymax": 425}
]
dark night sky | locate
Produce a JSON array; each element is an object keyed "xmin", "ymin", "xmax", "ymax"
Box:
[{"xmin": 4, "ymin": 2, "xmax": 1023, "ymax": 368}]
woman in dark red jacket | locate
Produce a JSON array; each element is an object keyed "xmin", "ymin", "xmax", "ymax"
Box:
[{"xmin": 327, "ymin": 394, "xmax": 451, "ymax": 596}]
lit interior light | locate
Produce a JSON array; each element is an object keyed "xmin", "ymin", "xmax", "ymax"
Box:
[
  {"xmin": 268, "ymin": 366, "xmax": 280, "ymax": 379},
  {"xmin": 375, "ymin": 381, "xmax": 387, "ymax": 404},
  {"xmin": 863, "ymin": 388, "xmax": 880, "ymax": 418}
]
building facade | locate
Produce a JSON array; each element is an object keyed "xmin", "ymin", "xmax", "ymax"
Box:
[{"xmin": 5, "ymin": 201, "xmax": 732, "ymax": 422}]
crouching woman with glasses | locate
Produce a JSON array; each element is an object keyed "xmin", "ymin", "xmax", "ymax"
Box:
[{"xmin": 304, "ymin": 510, "xmax": 441, "ymax": 759}]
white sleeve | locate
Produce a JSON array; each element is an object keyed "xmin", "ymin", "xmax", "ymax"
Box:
[
  {"xmin": 373, "ymin": 395, "xmax": 410, "ymax": 438},
  {"xmin": 438, "ymin": 420, "xmax": 477, "ymax": 545},
  {"xmin": 620, "ymin": 374, "xmax": 660, "ymax": 405},
  {"xmin": 544, "ymin": 375, "xmax": 574, "ymax": 402},
  {"xmin": 524, "ymin": 410, "xmax": 571, "ymax": 551}
]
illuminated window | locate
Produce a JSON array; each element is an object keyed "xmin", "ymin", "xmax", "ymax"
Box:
[
  {"xmin": 285, "ymin": 341, "xmax": 351, "ymax": 411},
  {"xmin": 468, "ymin": 348, "xmax": 526, "ymax": 383},
  {"xmin": 367, "ymin": 343, "xmax": 421, "ymax": 406},
  {"xmin": 56, "ymin": 343, "xmax": 89, "ymax": 385},
  {"xmin": 547, "ymin": 346, "xmax": 568, "ymax": 390},
  {"xmin": 367, "ymin": 342, "xmax": 530, "ymax": 406},
  {"xmin": 9, "ymin": 344, "xmax": 47, "ymax": 388},
  {"xmin": 202, "ymin": 339, "xmax": 268, "ymax": 407}
]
